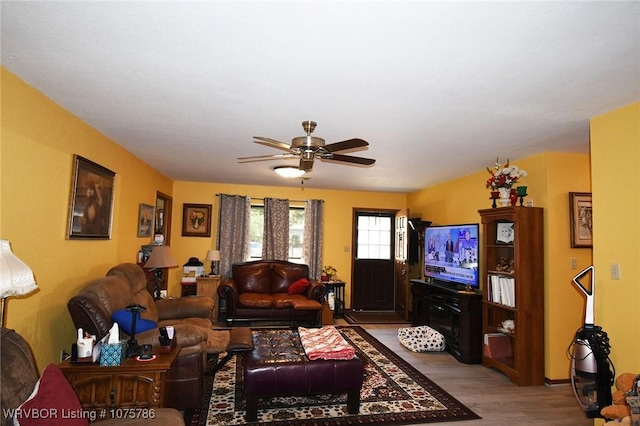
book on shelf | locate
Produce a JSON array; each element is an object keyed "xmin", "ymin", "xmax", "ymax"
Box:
[
  {"xmin": 487, "ymin": 274, "xmax": 515, "ymax": 307},
  {"xmin": 483, "ymin": 332, "xmax": 513, "ymax": 359}
]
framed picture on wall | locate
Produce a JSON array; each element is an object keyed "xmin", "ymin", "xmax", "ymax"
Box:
[
  {"xmin": 182, "ymin": 203, "xmax": 212, "ymax": 237},
  {"xmin": 496, "ymin": 222, "xmax": 515, "ymax": 244},
  {"xmin": 67, "ymin": 155, "xmax": 116, "ymax": 239},
  {"xmin": 137, "ymin": 203, "xmax": 155, "ymax": 237},
  {"xmin": 569, "ymin": 192, "xmax": 593, "ymax": 248}
]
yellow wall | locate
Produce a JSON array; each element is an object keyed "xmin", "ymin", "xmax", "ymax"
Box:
[
  {"xmin": 407, "ymin": 152, "xmax": 592, "ymax": 381},
  {"xmin": 4, "ymin": 66, "xmax": 635, "ymax": 395},
  {"xmin": 167, "ymin": 181, "xmax": 407, "ymax": 308},
  {"xmin": 590, "ymin": 102, "xmax": 640, "ymax": 376},
  {"xmin": 1, "ymin": 67, "xmax": 406, "ymax": 371},
  {"xmin": 1, "ymin": 68, "xmax": 173, "ymax": 370}
]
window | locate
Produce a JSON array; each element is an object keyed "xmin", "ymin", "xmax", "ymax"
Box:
[
  {"xmin": 249, "ymin": 206, "xmax": 305, "ymax": 261},
  {"xmin": 356, "ymin": 215, "xmax": 392, "ymax": 259}
]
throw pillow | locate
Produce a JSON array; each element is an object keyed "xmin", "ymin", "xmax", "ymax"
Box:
[
  {"xmin": 111, "ymin": 309, "xmax": 157, "ymax": 335},
  {"xmin": 288, "ymin": 278, "xmax": 310, "ymax": 295},
  {"xmin": 16, "ymin": 363, "xmax": 88, "ymax": 425}
]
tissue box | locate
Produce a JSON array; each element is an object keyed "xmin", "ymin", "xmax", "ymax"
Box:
[{"xmin": 100, "ymin": 341, "xmax": 124, "ymax": 366}]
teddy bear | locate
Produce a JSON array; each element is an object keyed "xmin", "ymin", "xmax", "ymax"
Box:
[{"xmin": 601, "ymin": 372, "xmax": 638, "ymax": 425}]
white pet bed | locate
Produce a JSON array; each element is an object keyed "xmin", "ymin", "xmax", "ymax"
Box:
[{"xmin": 398, "ymin": 325, "xmax": 445, "ymax": 352}]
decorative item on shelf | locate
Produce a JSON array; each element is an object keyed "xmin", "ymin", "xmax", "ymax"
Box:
[
  {"xmin": 205, "ymin": 249, "xmax": 220, "ymax": 276},
  {"xmin": 509, "ymin": 188, "xmax": 518, "ymax": 206},
  {"xmin": 321, "ymin": 265, "xmax": 337, "ymax": 281},
  {"xmin": 0, "ymin": 240, "xmax": 38, "ymax": 327},
  {"xmin": 144, "ymin": 246, "xmax": 179, "ymax": 300},
  {"xmin": 485, "ymin": 158, "xmax": 527, "ymax": 207},
  {"xmin": 494, "ymin": 257, "xmax": 515, "ymax": 274},
  {"xmin": 498, "ymin": 319, "xmax": 515, "ymax": 334},
  {"xmin": 516, "ymin": 186, "xmax": 528, "ymax": 206},
  {"xmin": 490, "ymin": 191, "xmax": 500, "ymax": 208}
]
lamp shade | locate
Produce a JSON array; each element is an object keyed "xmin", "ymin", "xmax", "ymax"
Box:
[
  {"xmin": 205, "ymin": 250, "xmax": 220, "ymax": 261},
  {"xmin": 0, "ymin": 240, "xmax": 38, "ymax": 298},
  {"xmin": 144, "ymin": 246, "xmax": 178, "ymax": 269}
]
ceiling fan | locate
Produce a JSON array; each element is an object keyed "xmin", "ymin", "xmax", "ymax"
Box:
[{"xmin": 237, "ymin": 120, "xmax": 376, "ymax": 172}]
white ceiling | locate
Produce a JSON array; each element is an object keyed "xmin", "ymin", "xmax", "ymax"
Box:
[{"xmin": 2, "ymin": 1, "xmax": 639, "ymax": 193}]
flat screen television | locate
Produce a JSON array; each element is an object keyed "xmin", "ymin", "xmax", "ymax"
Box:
[{"xmin": 424, "ymin": 223, "xmax": 480, "ymax": 290}]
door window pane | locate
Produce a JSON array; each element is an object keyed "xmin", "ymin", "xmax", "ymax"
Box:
[{"xmin": 357, "ymin": 215, "xmax": 392, "ymax": 260}]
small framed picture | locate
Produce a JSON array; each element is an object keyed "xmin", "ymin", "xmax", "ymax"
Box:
[
  {"xmin": 67, "ymin": 155, "xmax": 116, "ymax": 239},
  {"xmin": 182, "ymin": 203, "xmax": 212, "ymax": 237},
  {"xmin": 496, "ymin": 222, "xmax": 514, "ymax": 244},
  {"xmin": 569, "ymin": 192, "xmax": 592, "ymax": 248},
  {"xmin": 137, "ymin": 203, "xmax": 155, "ymax": 237}
]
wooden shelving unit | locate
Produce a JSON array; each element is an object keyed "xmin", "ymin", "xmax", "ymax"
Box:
[{"xmin": 479, "ymin": 206, "xmax": 544, "ymax": 386}]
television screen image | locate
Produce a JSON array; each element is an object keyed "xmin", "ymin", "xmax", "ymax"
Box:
[{"xmin": 424, "ymin": 223, "xmax": 480, "ymax": 288}]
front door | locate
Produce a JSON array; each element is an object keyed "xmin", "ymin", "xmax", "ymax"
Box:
[{"xmin": 352, "ymin": 210, "xmax": 396, "ymax": 311}]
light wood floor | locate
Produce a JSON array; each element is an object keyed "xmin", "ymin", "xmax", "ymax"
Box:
[{"xmin": 347, "ymin": 323, "xmax": 593, "ymax": 426}]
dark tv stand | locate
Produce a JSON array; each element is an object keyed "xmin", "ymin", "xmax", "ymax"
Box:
[{"xmin": 410, "ymin": 279, "xmax": 483, "ymax": 364}]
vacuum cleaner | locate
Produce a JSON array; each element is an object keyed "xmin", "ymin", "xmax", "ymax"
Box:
[{"xmin": 568, "ymin": 265, "xmax": 614, "ymax": 418}]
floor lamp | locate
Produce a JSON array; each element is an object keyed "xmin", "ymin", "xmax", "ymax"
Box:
[
  {"xmin": 0, "ymin": 240, "xmax": 38, "ymax": 328},
  {"xmin": 144, "ymin": 245, "xmax": 178, "ymax": 300}
]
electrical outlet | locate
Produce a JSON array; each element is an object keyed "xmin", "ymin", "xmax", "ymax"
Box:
[
  {"xmin": 344, "ymin": 246, "xmax": 350, "ymax": 253},
  {"xmin": 160, "ymin": 290, "xmax": 168, "ymax": 298},
  {"xmin": 610, "ymin": 263, "xmax": 621, "ymax": 280},
  {"xmin": 570, "ymin": 258, "xmax": 577, "ymax": 269},
  {"xmin": 526, "ymin": 199, "xmax": 534, "ymax": 207}
]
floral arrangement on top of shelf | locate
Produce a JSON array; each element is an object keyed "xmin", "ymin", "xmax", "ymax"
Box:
[
  {"xmin": 486, "ymin": 158, "xmax": 528, "ymax": 207},
  {"xmin": 321, "ymin": 265, "xmax": 337, "ymax": 281}
]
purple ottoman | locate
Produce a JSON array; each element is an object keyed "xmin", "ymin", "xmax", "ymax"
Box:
[{"xmin": 242, "ymin": 329, "xmax": 364, "ymax": 422}]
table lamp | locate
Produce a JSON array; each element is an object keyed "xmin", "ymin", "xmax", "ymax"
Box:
[
  {"xmin": 206, "ymin": 250, "xmax": 220, "ymax": 276},
  {"xmin": 144, "ymin": 246, "xmax": 178, "ymax": 299},
  {"xmin": 0, "ymin": 240, "xmax": 38, "ymax": 327}
]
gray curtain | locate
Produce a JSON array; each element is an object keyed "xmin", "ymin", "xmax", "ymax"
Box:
[
  {"xmin": 303, "ymin": 199, "xmax": 324, "ymax": 279},
  {"xmin": 217, "ymin": 194, "xmax": 250, "ymax": 279},
  {"xmin": 263, "ymin": 197, "xmax": 290, "ymax": 260}
]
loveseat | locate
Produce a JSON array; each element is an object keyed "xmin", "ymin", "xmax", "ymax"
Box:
[
  {"xmin": 67, "ymin": 263, "xmax": 252, "ymax": 411},
  {"xmin": 218, "ymin": 260, "xmax": 326, "ymax": 326},
  {"xmin": 1, "ymin": 327, "xmax": 185, "ymax": 425}
]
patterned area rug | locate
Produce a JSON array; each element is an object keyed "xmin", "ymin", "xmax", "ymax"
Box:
[{"xmin": 187, "ymin": 326, "xmax": 480, "ymax": 425}]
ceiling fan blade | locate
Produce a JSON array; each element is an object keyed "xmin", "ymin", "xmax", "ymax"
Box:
[
  {"xmin": 237, "ymin": 153, "xmax": 295, "ymax": 163},
  {"xmin": 324, "ymin": 138, "xmax": 369, "ymax": 152},
  {"xmin": 325, "ymin": 153, "xmax": 376, "ymax": 166},
  {"xmin": 300, "ymin": 158, "xmax": 314, "ymax": 171},
  {"xmin": 253, "ymin": 137, "xmax": 292, "ymax": 151}
]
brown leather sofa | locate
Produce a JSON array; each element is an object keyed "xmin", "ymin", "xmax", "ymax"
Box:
[
  {"xmin": 67, "ymin": 263, "xmax": 251, "ymax": 411},
  {"xmin": 1, "ymin": 327, "xmax": 185, "ymax": 426},
  {"xmin": 218, "ymin": 260, "xmax": 326, "ymax": 325}
]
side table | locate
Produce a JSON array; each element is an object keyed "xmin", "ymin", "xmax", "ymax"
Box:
[
  {"xmin": 196, "ymin": 275, "xmax": 221, "ymax": 320},
  {"xmin": 323, "ymin": 280, "xmax": 346, "ymax": 318},
  {"xmin": 58, "ymin": 345, "xmax": 180, "ymax": 417}
]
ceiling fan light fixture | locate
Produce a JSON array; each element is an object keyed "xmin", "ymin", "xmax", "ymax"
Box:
[{"xmin": 274, "ymin": 166, "xmax": 306, "ymax": 178}]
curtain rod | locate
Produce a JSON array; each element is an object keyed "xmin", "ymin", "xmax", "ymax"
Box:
[{"xmin": 215, "ymin": 194, "xmax": 324, "ymax": 203}]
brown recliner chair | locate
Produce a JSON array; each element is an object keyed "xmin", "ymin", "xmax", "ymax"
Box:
[
  {"xmin": 1, "ymin": 327, "xmax": 185, "ymax": 426},
  {"xmin": 68, "ymin": 263, "xmax": 252, "ymax": 411}
]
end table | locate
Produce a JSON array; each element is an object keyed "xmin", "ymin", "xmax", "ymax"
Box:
[
  {"xmin": 324, "ymin": 280, "xmax": 346, "ymax": 318},
  {"xmin": 58, "ymin": 344, "xmax": 180, "ymax": 417},
  {"xmin": 196, "ymin": 275, "xmax": 221, "ymax": 320}
]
